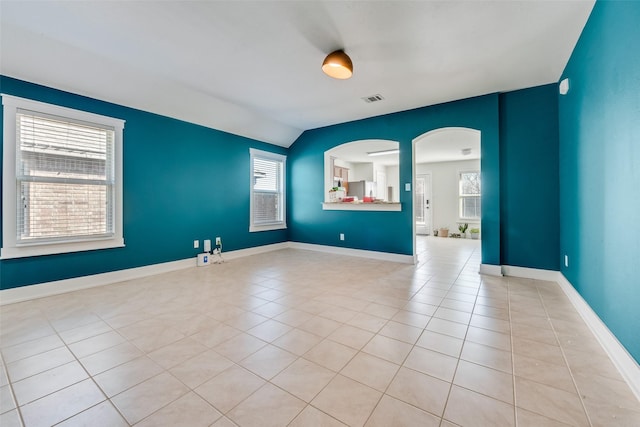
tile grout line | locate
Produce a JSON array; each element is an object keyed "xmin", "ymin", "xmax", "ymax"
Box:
[
  {"xmin": 0, "ymin": 352, "xmax": 25, "ymax": 427},
  {"xmin": 434, "ymin": 241, "xmax": 481, "ymax": 426},
  {"xmin": 508, "ymin": 275, "xmax": 519, "ymax": 427},
  {"xmin": 537, "ymin": 283, "xmax": 594, "ymax": 427}
]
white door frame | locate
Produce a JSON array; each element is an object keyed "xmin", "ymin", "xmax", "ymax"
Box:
[
  {"xmin": 415, "ymin": 173, "xmax": 432, "ymax": 235},
  {"xmin": 412, "ymin": 127, "xmax": 481, "ymax": 264}
]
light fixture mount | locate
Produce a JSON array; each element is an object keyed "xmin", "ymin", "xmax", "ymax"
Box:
[{"xmin": 322, "ymin": 50, "xmax": 353, "ymax": 80}]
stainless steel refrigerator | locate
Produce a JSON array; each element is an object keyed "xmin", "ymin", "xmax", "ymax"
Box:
[{"xmin": 347, "ymin": 180, "xmax": 376, "ymax": 199}]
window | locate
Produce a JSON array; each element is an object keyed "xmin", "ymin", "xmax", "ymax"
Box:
[
  {"xmin": 459, "ymin": 171, "xmax": 481, "ymax": 220},
  {"xmin": 249, "ymin": 148, "xmax": 286, "ymax": 232},
  {"xmin": 2, "ymin": 94, "xmax": 125, "ymax": 259}
]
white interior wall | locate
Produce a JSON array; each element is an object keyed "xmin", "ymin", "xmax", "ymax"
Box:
[
  {"xmin": 351, "ymin": 163, "xmax": 374, "ymax": 181},
  {"xmin": 416, "ymin": 159, "xmax": 480, "ymax": 233}
]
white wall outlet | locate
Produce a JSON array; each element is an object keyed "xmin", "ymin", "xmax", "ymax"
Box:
[
  {"xmin": 193, "ymin": 240, "xmax": 199, "ymax": 249},
  {"xmin": 215, "ymin": 237, "xmax": 221, "ymax": 246},
  {"xmin": 340, "ymin": 233, "xmax": 345, "ymax": 241},
  {"xmin": 564, "ymin": 255, "xmax": 569, "ymax": 267},
  {"xmin": 405, "ymin": 183, "xmax": 411, "ymax": 191}
]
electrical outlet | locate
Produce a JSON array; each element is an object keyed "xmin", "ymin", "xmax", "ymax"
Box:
[
  {"xmin": 216, "ymin": 237, "xmax": 221, "ymax": 246},
  {"xmin": 193, "ymin": 240, "xmax": 199, "ymax": 249},
  {"xmin": 340, "ymin": 233, "xmax": 345, "ymax": 241}
]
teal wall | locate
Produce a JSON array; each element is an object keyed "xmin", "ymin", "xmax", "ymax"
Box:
[
  {"xmin": 0, "ymin": 76, "xmax": 288, "ymax": 289},
  {"xmin": 499, "ymin": 85, "xmax": 560, "ymax": 270},
  {"xmin": 288, "ymin": 94, "xmax": 502, "ymax": 266},
  {"xmin": 559, "ymin": 0, "xmax": 640, "ymax": 362},
  {"xmin": 2, "ymin": 79, "xmax": 563, "ymax": 301}
]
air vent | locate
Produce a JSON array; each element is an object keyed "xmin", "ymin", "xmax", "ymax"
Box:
[{"xmin": 361, "ymin": 94, "xmax": 384, "ymax": 103}]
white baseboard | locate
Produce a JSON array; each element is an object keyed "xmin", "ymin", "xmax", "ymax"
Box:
[
  {"xmin": 0, "ymin": 258, "xmax": 195, "ymax": 306},
  {"xmin": 0, "ymin": 241, "xmax": 409, "ymax": 305},
  {"xmin": 555, "ymin": 273, "xmax": 640, "ymax": 402},
  {"xmin": 499, "ymin": 264, "xmax": 640, "ymax": 402},
  {"xmin": 3, "ymin": 247, "xmax": 637, "ymax": 401},
  {"xmin": 501, "ymin": 265, "xmax": 559, "ymax": 281},
  {"xmin": 479, "ymin": 263, "xmax": 503, "ymax": 276},
  {"xmin": 288, "ymin": 242, "xmax": 414, "ymax": 264},
  {"xmin": 221, "ymin": 242, "xmax": 290, "ymax": 260}
]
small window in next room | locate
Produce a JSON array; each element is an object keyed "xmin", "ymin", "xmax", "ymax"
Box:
[
  {"xmin": 1, "ymin": 94, "xmax": 125, "ymax": 259},
  {"xmin": 459, "ymin": 171, "xmax": 481, "ymax": 220},
  {"xmin": 249, "ymin": 148, "xmax": 286, "ymax": 232}
]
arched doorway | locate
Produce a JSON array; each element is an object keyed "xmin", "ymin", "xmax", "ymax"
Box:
[{"xmin": 412, "ymin": 127, "xmax": 481, "ymax": 264}]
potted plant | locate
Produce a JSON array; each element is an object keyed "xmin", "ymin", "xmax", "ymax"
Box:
[
  {"xmin": 438, "ymin": 226, "xmax": 449, "ymax": 238},
  {"xmin": 433, "ymin": 229, "xmax": 438, "ymax": 237},
  {"xmin": 458, "ymin": 223, "xmax": 468, "ymax": 238},
  {"xmin": 470, "ymin": 228, "xmax": 480, "ymax": 239}
]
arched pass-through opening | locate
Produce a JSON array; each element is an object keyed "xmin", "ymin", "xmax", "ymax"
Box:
[{"xmin": 412, "ymin": 127, "xmax": 481, "ymax": 264}]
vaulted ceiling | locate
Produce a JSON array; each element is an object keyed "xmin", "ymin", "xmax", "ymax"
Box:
[{"xmin": 1, "ymin": 1, "xmax": 595, "ymax": 147}]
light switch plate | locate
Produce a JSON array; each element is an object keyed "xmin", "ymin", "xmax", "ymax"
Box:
[{"xmin": 405, "ymin": 183, "xmax": 411, "ymax": 191}]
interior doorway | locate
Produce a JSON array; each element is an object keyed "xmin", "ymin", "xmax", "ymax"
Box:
[
  {"xmin": 415, "ymin": 173, "xmax": 432, "ymax": 235},
  {"xmin": 412, "ymin": 127, "xmax": 481, "ymax": 264}
]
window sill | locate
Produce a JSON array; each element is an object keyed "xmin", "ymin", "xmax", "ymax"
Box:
[
  {"xmin": 249, "ymin": 223, "xmax": 287, "ymax": 233},
  {"xmin": 1, "ymin": 237, "xmax": 125, "ymax": 259},
  {"xmin": 322, "ymin": 202, "xmax": 401, "ymax": 212}
]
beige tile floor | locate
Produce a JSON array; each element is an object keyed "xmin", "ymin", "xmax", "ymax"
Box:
[{"xmin": 1, "ymin": 237, "xmax": 639, "ymax": 426}]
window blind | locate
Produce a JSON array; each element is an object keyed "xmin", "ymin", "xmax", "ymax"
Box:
[
  {"xmin": 252, "ymin": 157, "xmax": 282, "ymax": 224},
  {"xmin": 16, "ymin": 109, "xmax": 115, "ymax": 243}
]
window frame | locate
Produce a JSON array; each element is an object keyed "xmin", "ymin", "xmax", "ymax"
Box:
[
  {"xmin": 458, "ymin": 169, "xmax": 481, "ymax": 221},
  {"xmin": 1, "ymin": 94, "xmax": 125, "ymax": 259},
  {"xmin": 249, "ymin": 148, "xmax": 286, "ymax": 232}
]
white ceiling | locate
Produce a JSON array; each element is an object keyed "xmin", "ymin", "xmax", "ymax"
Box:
[
  {"xmin": 415, "ymin": 127, "xmax": 481, "ymax": 164},
  {"xmin": 329, "ymin": 139, "xmax": 400, "ymax": 166},
  {"xmin": 0, "ymin": 1, "xmax": 595, "ymax": 148}
]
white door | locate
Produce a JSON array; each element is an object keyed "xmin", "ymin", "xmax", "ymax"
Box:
[{"xmin": 415, "ymin": 174, "xmax": 432, "ymax": 235}]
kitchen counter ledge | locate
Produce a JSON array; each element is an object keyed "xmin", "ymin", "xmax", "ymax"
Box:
[{"xmin": 322, "ymin": 202, "xmax": 402, "ymax": 212}]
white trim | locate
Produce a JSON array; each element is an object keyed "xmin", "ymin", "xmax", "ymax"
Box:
[
  {"xmin": 501, "ymin": 265, "xmax": 559, "ymax": 281},
  {"xmin": 248, "ymin": 223, "xmax": 287, "ymax": 233},
  {"xmin": 321, "ymin": 202, "xmax": 401, "ymax": 211},
  {"xmin": 0, "ymin": 241, "xmax": 410, "ymax": 305},
  {"xmin": 0, "ymin": 258, "xmax": 195, "ymax": 305},
  {"xmin": 220, "ymin": 242, "xmax": 289, "ymax": 260},
  {"xmin": 496, "ymin": 264, "xmax": 640, "ymax": 402},
  {"xmin": 249, "ymin": 148, "xmax": 286, "ymax": 233},
  {"xmin": 555, "ymin": 272, "xmax": 640, "ymax": 402},
  {"xmin": 457, "ymin": 169, "xmax": 481, "ymax": 222},
  {"xmin": 288, "ymin": 242, "xmax": 414, "ymax": 264},
  {"xmin": 1, "ymin": 94, "xmax": 125, "ymax": 259},
  {"xmin": 3, "ymin": 248, "xmax": 638, "ymax": 401},
  {"xmin": 479, "ymin": 263, "xmax": 503, "ymax": 276}
]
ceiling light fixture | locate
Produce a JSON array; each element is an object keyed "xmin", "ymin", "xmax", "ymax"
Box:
[
  {"xmin": 461, "ymin": 148, "xmax": 472, "ymax": 156},
  {"xmin": 322, "ymin": 50, "xmax": 353, "ymax": 79},
  {"xmin": 368, "ymin": 149, "xmax": 399, "ymax": 157}
]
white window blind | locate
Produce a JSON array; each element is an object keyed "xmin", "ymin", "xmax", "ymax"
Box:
[
  {"xmin": 2, "ymin": 94, "xmax": 125, "ymax": 259},
  {"xmin": 17, "ymin": 110, "xmax": 115, "ymax": 243},
  {"xmin": 459, "ymin": 171, "xmax": 481, "ymax": 220},
  {"xmin": 250, "ymin": 149, "xmax": 286, "ymax": 232}
]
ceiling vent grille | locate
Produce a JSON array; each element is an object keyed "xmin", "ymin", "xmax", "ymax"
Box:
[{"xmin": 361, "ymin": 94, "xmax": 384, "ymax": 103}]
